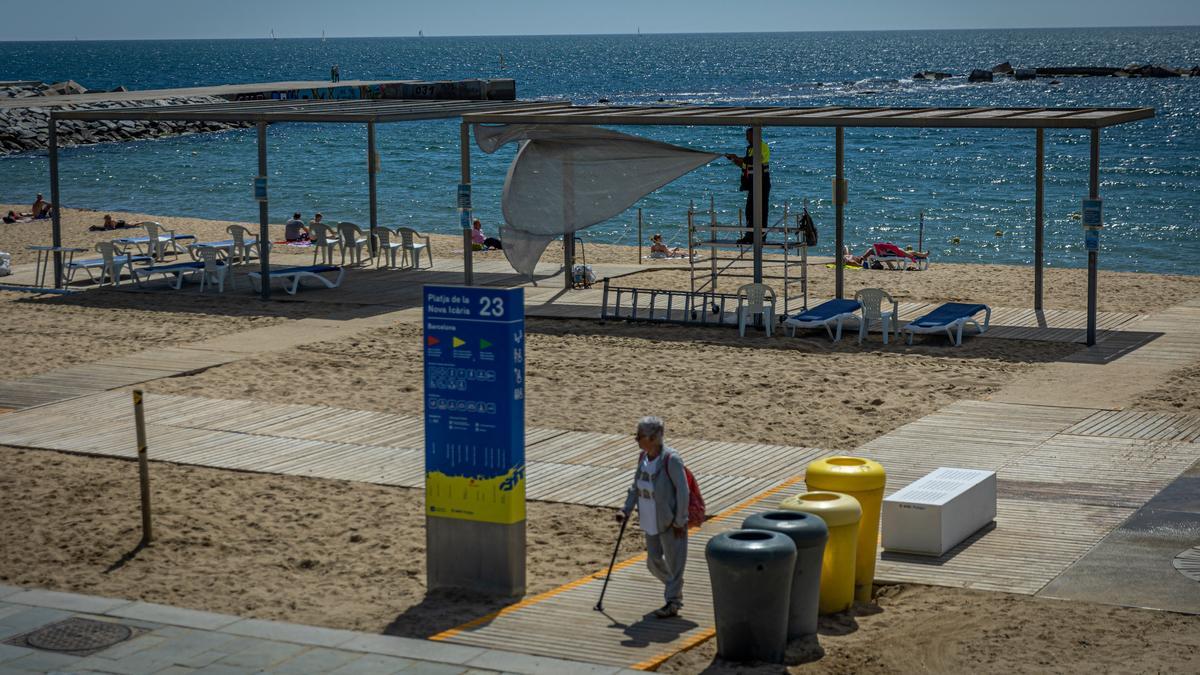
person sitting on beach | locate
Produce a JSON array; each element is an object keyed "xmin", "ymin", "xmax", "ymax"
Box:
[
  {"xmin": 284, "ymin": 212, "xmax": 310, "ymax": 242},
  {"xmin": 30, "ymin": 194, "xmax": 51, "ymax": 219},
  {"xmin": 649, "ymin": 234, "xmax": 686, "ymax": 258},
  {"xmin": 471, "ymin": 219, "xmax": 503, "ymax": 251}
]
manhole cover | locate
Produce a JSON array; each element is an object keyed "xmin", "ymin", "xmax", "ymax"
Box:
[
  {"xmin": 1175, "ymin": 546, "xmax": 1200, "ymax": 583},
  {"xmin": 18, "ymin": 617, "xmax": 132, "ymax": 654}
]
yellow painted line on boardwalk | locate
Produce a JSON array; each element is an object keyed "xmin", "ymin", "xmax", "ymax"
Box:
[
  {"xmin": 429, "ymin": 552, "xmax": 649, "ymax": 642},
  {"xmin": 430, "ymin": 473, "xmax": 806, "ymax": 663},
  {"xmin": 632, "ymin": 627, "xmax": 717, "ymax": 671}
]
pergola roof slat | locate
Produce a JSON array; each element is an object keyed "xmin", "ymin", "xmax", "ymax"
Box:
[
  {"xmin": 55, "ymin": 99, "xmax": 1153, "ymax": 130},
  {"xmin": 53, "ymin": 99, "xmax": 574, "ymax": 124},
  {"xmin": 460, "ymin": 104, "xmax": 1153, "ymax": 129}
]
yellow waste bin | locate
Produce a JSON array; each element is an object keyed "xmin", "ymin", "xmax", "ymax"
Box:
[
  {"xmin": 779, "ymin": 491, "xmax": 861, "ymax": 614},
  {"xmin": 805, "ymin": 456, "xmax": 886, "ymax": 603}
]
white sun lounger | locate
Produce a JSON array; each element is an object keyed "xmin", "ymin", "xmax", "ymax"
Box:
[
  {"xmin": 902, "ymin": 302, "xmax": 991, "ymax": 346},
  {"xmin": 247, "ymin": 265, "xmax": 345, "ymax": 295},
  {"xmin": 133, "ymin": 250, "xmax": 232, "ymax": 293},
  {"xmin": 782, "ymin": 298, "xmax": 863, "ymax": 341}
]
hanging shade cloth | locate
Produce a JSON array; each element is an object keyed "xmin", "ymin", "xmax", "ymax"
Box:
[{"xmin": 474, "ymin": 124, "xmax": 720, "ymax": 278}]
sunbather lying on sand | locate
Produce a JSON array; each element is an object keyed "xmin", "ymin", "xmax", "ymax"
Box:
[{"xmin": 650, "ymin": 234, "xmax": 688, "ymax": 258}]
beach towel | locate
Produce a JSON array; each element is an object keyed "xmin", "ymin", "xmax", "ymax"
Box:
[{"xmin": 474, "ymin": 124, "xmax": 720, "ymax": 278}]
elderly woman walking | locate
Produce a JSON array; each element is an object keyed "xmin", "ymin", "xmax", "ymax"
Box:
[{"xmin": 616, "ymin": 416, "xmax": 690, "ymax": 618}]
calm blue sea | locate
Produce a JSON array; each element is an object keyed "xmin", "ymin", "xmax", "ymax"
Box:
[{"xmin": 2, "ymin": 28, "xmax": 1198, "ymax": 273}]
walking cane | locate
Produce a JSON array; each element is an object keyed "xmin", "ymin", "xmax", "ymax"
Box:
[{"xmin": 594, "ymin": 514, "xmax": 629, "ymax": 611}]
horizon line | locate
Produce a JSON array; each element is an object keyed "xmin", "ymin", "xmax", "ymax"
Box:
[{"xmin": 3, "ymin": 24, "xmax": 1199, "ymax": 43}]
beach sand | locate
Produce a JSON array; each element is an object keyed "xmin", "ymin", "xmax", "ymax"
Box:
[
  {"xmin": 0, "ymin": 446, "xmax": 644, "ymax": 638},
  {"xmin": 143, "ymin": 318, "xmax": 1075, "ymax": 451},
  {"xmin": 3, "ymin": 204, "xmax": 1200, "ymax": 673},
  {"xmin": 657, "ymin": 584, "xmax": 1200, "ymax": 674},
  {"xmin": 0, "ymin": 289, "xmax": 320, "ymax": 379}
]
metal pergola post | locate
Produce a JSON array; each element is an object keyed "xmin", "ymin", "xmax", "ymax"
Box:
[
  {"xmin": 751, "ymin": 125, "xmax": 764, "ymax": 284},
  {"xmin": 368, "ymin": 121, "xmax": 378, "ymax": 257},
  {"xmin": 1087, "ymin": 129, "xmax": 1100, "ymax": 346},
  {"xmin": 460, "ymin": 121, "xmax": 474, "ymax": 286},
  {"xmin": 835, "ymin": 126, "xmax": 845, "ymax": 299},
  {"xmin": 563, "ymin": 156, "xmax": 575, "ymax": 290},
  {"xmin": 257, "ymin": 122, "xmax": 271, "ymax": 301},
  {"xmin": 49, "ymin": 116, "xmax": 63, "ymax": 288},
  {"xmin": 1035, "ymin": 129, "xmax": 1045, "ymax": 312}
]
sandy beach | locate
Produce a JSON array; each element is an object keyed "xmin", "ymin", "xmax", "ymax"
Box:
[{"xmin": 2, "ymin": 203, "xmax": 1199, "ymax": 673}]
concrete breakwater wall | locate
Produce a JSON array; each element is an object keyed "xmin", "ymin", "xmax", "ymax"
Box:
[{"xmin": 0, "ymin": 78, "xmax": 517, "ymax": 156}]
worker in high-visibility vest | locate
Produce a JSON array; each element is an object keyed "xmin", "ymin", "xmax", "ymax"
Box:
[{"xmin": 725, "ymin": 128, "xmax": 771, "ymax": 245}]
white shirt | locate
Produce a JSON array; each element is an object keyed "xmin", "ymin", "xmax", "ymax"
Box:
[{"xmin": 637, "ymin": 454, "xmax": 661, "ymax": 535}]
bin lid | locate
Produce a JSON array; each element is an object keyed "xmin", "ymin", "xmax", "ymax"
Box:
[
  {"xmin": 778, "ymin": 491, "xmax": 862, "ymax": 527},
  {"xmin": 805, "ymin": 456, "xmax": 886, "ymax": 491},
  {"xmin": 742, "ymin": 511, "xmax": 829, "ymax": 548},
  {"xmin": 705, "ymin": 529, "xmax": 798, "ymax": 564}
]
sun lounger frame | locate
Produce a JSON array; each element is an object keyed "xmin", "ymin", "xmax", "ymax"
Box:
[
  {"xmin": 782, "ymin": 299, "xmax": 863, "ymax": 341},
  {"xmin": 903, "ymin": 304, "xmax": 992, "ymax": 346},
  {"xmin": 247, "ymin": 265, "xmax": 345, "ymax": 295}
]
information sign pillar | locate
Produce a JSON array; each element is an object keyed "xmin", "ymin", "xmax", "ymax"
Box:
[{"xmin": 424, "ymin": 285, "xmax": 526, "ymax": 596}]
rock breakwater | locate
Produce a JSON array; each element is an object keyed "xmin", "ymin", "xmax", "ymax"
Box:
[{"xmin": 0, "ymin": 82, "xmax": 250, "ymax": 156}]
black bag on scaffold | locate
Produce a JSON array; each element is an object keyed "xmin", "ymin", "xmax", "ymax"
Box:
[{"xmin": 800, "ymin": 210, "xmax": 819, "ymax": 247}]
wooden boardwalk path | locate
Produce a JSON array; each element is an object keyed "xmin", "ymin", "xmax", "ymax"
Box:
[
  {"xmin": 0, "ymin": 391, "xmax": 820, "ymax": 513},
  {"xmin": 0, "ymin": 347, "xmax": 242, "ymax": 409},
  {"xmin": 430, "ymin": 400, "xmax": 1200, "ymax": 669}
]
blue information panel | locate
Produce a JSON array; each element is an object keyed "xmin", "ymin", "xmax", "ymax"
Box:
[
  {"xmin": 424, "ymin": 285, "xmax": 525, "ymax": 524},
  {"xmin": 1082, "ymin": 198, "xmax": 1103, "ymax": 229},
  {"xmin": 1085, "ymin": 228, "xmax": 1100, "ymax": 252},
  {"xmin": 253, "ymin": 176, "xmax": 268, "ymax": 202}
]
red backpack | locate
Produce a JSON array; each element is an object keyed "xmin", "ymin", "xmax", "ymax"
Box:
[{"xmin": 662, "ymin": 452, "xmax": 707, "ymax": 528}]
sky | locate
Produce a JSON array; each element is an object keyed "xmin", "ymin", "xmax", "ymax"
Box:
[{"xmin": 2, "ymin": 0, "xmax": 1199, "ymax": 40}]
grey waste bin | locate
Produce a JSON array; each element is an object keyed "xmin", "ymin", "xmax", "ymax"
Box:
[
  {"xmin": 705, "ymin": 529, "xmax": 796, "ymax": 663},
  {"xmin": 743, "ymin": 510, "xmax": 829, "ymax": 638}
]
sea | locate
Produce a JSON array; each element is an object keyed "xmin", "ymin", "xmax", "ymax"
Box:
[{"xmin": 2, "ymin": 27, "xmax": 1198, "ymax": 274}]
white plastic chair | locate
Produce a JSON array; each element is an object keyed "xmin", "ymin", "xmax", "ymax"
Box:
[
  {"xmin": 337, "ymin": 221, "xmax": 370, "ymax": 266},
  {"xmin": 226, "ymin": 225, "xmax": 261, "ymax": 264},
  {"xmin": 309, "ymin": 222, "xmax": 339, "ymax": 265},
  {"xmin": 736, "ymin": 283, "xmax": 777, "ymax": 337},
  {"xmin": 398, "ymin": 227, "xmax": 433, "ymax": 269},
  {"xmin": 375, "ymin": 227, "xmax": 405, "ymax": 268},
  {"xmin": 855, "ymin": 287, "xmax": 899, "ymax": 344},
  {"xmin": 195, "ymin": 246, "xmax": 233, "ymax": 293},
  {"xmin": 139, "ymin": 221, "xmax": 186, "ymax": 260}
]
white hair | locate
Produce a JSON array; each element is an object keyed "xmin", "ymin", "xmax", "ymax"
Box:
[{"xmin": 636, "ymin": 416, "xmax": 665, "ymax": 444}]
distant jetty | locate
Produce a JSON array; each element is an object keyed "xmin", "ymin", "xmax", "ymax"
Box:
[
  {"xmin": 0, "ymin": 77, "xmax": 517, "ymax": 156},
  {"xmin": 914, "ymin": 62, "xmax": 1200, "ymax": 82}
]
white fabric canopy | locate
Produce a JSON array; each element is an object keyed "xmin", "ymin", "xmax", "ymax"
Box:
[{"xmin": 474, "ymin": 124, "xmax": 720, "ymax": 278}]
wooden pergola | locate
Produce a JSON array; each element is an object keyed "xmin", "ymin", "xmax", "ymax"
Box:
[
  {"xmin": 461, "ymin": 104, "xmax": 1155, "ymax": 345},
  {"xmin": 47, "ymin": 98, "xmax": 571, "ymax": 299}
]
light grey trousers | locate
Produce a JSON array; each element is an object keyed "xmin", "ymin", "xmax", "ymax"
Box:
[{"xmin": 644, "ymin": 528, "xmax": 688, "ymax": 606}]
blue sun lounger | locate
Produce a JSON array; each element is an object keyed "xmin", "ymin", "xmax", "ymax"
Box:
[
  {"xmin": 247, "ymin": 265, "xmax": 344, "ymax": 295},
  {"xmin": 782, "ymin": 298, "xmax": 863, "ymax": 341},
  {"xmin": 903, "ymin": 302, "xmax": 991, "ymax": 346}
]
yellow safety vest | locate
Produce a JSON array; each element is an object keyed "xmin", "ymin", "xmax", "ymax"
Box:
[{"xmin": 743, "ymin": 141, "xmax": 770, "ymax": 171}]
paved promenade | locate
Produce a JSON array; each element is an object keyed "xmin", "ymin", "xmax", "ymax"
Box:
[{"xmin": 0, "ymin": 585, "xmax": 633, "ymax": 675}]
